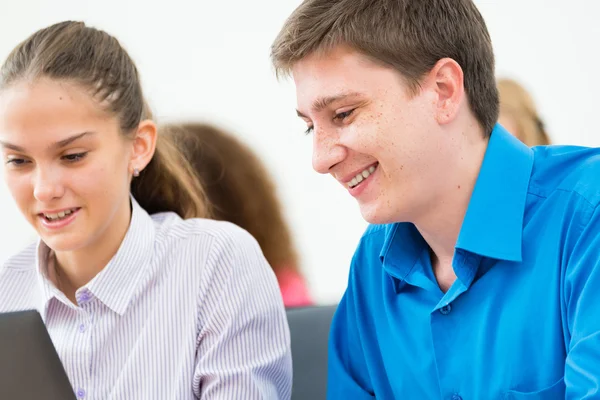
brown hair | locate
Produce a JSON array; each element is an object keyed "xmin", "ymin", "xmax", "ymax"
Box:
[
  {"xmin": 271, "ymin": 0, "xmax": 499, "ymax": 135},
  {"xmin": 498, "ymin": 78, "xmax": 550, "ymax": 146},
  {"xmin": 0, "ymin": 21, "xmax": 210, "ymax": 219},
  {"xmin": 163, "ymin": 123, "xmax": 299, "ymax": 273}
]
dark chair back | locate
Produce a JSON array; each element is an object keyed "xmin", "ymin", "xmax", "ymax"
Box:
[{"xmin": 287, "ymin": 305, "xmax": 337, "ymax": 400}]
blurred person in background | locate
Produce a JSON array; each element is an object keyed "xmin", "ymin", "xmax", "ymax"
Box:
[
  {"xmin": 165, "ymin": 123, "xmax": 313, "ymax": 308},
  {"xmin": 498, "ymin": 78, "xmax": 551, "ymax": 146}
]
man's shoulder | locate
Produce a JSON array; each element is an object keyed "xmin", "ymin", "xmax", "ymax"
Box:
[{"xmin": 531, "ymin": 145, "xmax": 600, "ymax": 207}]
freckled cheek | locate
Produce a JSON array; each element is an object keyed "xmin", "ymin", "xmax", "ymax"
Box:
[
  {"xmin": 364, "ymin": 114, "xmax": 395, "ymax": 154},
  {"xmin": 345, "ymin": 117, "xmax": 378, "ymax": 151}
]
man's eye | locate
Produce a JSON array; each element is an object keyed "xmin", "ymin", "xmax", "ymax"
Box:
[{"xmin": 334, "ymin": 109, "xmax": 355, "ymax": 121}]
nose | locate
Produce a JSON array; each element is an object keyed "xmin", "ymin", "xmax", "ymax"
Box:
[
  {"xmin": 311, "ymin": 127, "xmax": 347, "ymax": 174},
  {"xmin": 33, "ymin": 167, "xmax": 65, "ymax": 203}
]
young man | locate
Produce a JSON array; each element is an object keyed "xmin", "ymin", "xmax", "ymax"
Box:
[{"xmin": 272, "ymin": 0, "xmax": 600, "ymax": 398}]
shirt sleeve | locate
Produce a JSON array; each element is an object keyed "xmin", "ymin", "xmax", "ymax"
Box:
[
  {"xmin": 564, "ymin": 203, "xmax": 600, "ymax": 398},
  {"xmin": 193, "ymin": 224, "xmax": 292, "ymax": 399},
  {"xmin": 327, "ymin": 257, "xmax": 375, "ymax": 399}
]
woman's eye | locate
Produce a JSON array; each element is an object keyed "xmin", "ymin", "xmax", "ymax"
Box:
[
  {"xmin": 62, "ymin": 152, "xmax": 88, "ymax": 163},
  {"xmin": 6, "ymin": 158, "xmax": 29, "ymax": 166}
]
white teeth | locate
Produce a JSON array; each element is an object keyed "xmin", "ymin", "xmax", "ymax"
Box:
[
  {"xmin": 348, "ymin": 165, "xmax": 378, "ymax": 188},
  {"xmin": 43, "ymin": 208, "xmax": 76, "ymax": 221}
]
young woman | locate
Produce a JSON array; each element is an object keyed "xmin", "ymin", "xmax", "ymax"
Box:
[
  {"xmin": 0, "ymin": 21, "xmax": 291, "ymax": 399},
  {"xmin": 164, "ymin": 123, "xmax": 313, "ymax": 308}
]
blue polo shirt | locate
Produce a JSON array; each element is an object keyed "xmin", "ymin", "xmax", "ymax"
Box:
[{"xmin": 328, "ymin": 125, "xmax": 600, "ymax": 399}]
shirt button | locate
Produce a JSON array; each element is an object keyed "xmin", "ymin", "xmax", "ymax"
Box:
[
  {"xmin": 79, "ymin": 323, "xmax": 86, "ymax": 333},
  {"xmin": 440, "ymin": 304, "xmax": 452, "ymax": 315},
  {"xmin": 77, "ymin": 290, "xmax": 91, "ymax": 304},
  {"xmin": 76, "ymin": 388, "xmax": 86, "ymax": 398},
  {"xmin": 451, "ymin": 394, "xmax": 462, "ymax": 400}
]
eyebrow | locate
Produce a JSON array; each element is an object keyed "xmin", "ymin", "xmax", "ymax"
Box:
[
  {"xmin": 0, "ymin": 141, "xmax": 25, "ymax": 152},
  {"xmin": 296, "ymin": 91, "xmax": 364, "ymax": 118},
  {"xmin": 0, "ymin": 131, "xmax": 95, "ymax": 152},
  {"xmin": 54, "ymin": 131, "xmax": 95, "ymax": 148}
]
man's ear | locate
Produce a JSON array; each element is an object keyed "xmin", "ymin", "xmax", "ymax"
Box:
[{"xmin": 427, "ymin": 58, "xmax": 465, "ymax": 125}]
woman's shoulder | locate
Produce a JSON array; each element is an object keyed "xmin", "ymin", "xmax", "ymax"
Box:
[
  {"xmin": 152, "ymin": 212, "xmax": 255, "ymax": 242},
  {"xmin": 149, "ymin": 212, "xmax": 271, "ymax": 287},
  {"xmin": 150, "ymin": 212, "xmax": 261, "ymax": 259},
  {"xmin": 2, "ymin": 241, "xmax": 38, "ymax": 271},
  {"xmin": 0, "ymin": 242, "xmax": 39, "ymax": 313}
]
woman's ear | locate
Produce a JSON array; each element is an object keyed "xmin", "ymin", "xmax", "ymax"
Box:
[{"xmin": 129, "ymin": 119, "xmax": 157, "ymax": 176}]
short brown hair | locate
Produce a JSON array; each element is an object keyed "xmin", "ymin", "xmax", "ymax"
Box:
[
  {"xmin": 1, "ymin": 21, "xmax": 210, "ymax": 219},
  {"xmin": 271, "ymin": 0, "xmax": 499, "ymax": 135},
  {"xmin": 164, "ymin": 123, "xmax": 299, "ymax": 274}
]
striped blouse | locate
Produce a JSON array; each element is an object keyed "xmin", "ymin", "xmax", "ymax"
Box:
[{"xmin": 0, "ymin": 197, "xmax": 292, "ymax": 399}]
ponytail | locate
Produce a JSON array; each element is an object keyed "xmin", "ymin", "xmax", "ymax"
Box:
[{"xmin": 131, "ymin": 131, "xmax": 211, "ymax": 219}]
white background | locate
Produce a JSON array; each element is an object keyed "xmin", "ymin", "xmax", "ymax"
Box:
[{"xmin": 0, "ymin": 0, "xmax": 598, "ymax": 304}]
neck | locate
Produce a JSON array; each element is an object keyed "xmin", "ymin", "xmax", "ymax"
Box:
[
  {"xmin": 414, "ymin": 122, "xmax": 489, "ymax": 291},
  {"xmin": 53, "ymin": 199, "xmax": 132, "ymax": 302}
]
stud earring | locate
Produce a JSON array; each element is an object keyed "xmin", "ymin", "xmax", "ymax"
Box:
[{"xmin": 133, "ymin": 168, "xmax": 140, "ymax": 177}]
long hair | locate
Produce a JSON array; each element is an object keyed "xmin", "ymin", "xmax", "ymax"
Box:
[{"xmin": 164, "ymin": 123, "xmax": 299, "ymax": 273}]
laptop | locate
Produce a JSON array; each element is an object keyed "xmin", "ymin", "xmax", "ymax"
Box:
[{"xmin": 0, "ymin": 310, "xmax": 76, "ymax": 400}]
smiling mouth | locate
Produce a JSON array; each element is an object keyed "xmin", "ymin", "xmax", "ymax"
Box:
[
  {"xmin": 347, "ymin": 164, "xmax": 378, "ymax": 188},
  {"xmin": 39, "ymin": 208, "xmax": 80, "ymax": 222}
]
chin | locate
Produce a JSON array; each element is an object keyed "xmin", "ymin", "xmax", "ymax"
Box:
[
  {"xmin": 359, "ymin": 204, "xmax": 396, "ymax": 225},
  {"xmin": 39, "ymin": 233, "xmax": 87, "ymax": 253}
]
